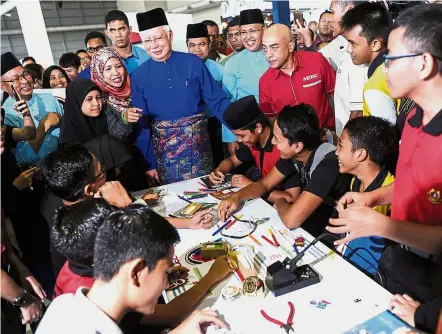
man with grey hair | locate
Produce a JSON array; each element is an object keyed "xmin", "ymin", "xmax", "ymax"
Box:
[
  {"xmin": 131, "ymin": 8, "xmax": 231, "ymax": 185},
  {"xmin": 321, "ymin": 0, "xmax": 368, "ymax": 136}
]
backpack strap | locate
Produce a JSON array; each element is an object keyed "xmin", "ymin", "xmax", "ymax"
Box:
[{"xmin": 309, "ymin": 143, "xmax": 336, "ymax": 178}]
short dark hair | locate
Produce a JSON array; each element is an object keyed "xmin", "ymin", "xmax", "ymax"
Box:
[
  {"xmin": 105, "ymin": 9, "xmax": 129, "ymax": 27},
  {"xmin": 76, "ymin": 49, "xmax": 88, "ymax": 55},
  {"xmin": 59, "ymin": 52, "xmax": 81, "ymax": 69},
  {"xmin": 228, "ymin": 16, "xmax": 240, "ymax": 28},
  {"xmin": 42, "ymin": 65, "xmax": 70, "ymax": 88},
  {"xmin": 40, "ymin": 145, "xmax": 95, "ymax": 202},
  {"xmin": 84, "ymin": 31, "xmax": 107, "ymax": 46},
  {"xmin": 23, "ymin": 56, "xmax": 35, "ymax": 63},
  {"xmin": 334, "ymin": 0, "xmax": 356, "ymax": 10},
  {"xmin": 276, "ymin": 103, "xmax": 322, "ymax": 150},
  {"xmin": 24, "ymin": 63, "xmax": 43, "ymax": 79},
  {"xmin": 51, "ymin": 198, "xmax": 113, "ymax": 263},
  {"xmin": 394, "ymin": 3, "xmax": 442, "ymax": 75},
  {"xmin": 319, "ymin": 10, "xmax": 332, "ymax": 21},
  {"xmin": 241, "ymin": 114, "xmax": 270, "ymax": 133},
  {"xmin": 202, "ymin": 20, "xmax": 218, "ymax": 27},
  {"xmin": 341, "ymin": 2, "xmax": 392, "ymax": 47},
  {"xmin": 344, "ymin": 116, "xmax": 398, "ymax": 166},
  {"xmin": 93, "ymin": 205, "xmax": 180, "ymax": 281}
]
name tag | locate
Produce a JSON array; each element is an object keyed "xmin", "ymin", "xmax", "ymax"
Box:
[{"xmin": 303, "ymin": 80, "xmax": 322, "ymax": 88}]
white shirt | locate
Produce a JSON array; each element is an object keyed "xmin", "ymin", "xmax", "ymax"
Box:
[
  {"xmin": 334, "ymin": 52, "xmax": 368, "ymax": 136},
  {"xmin": 319, "ymin": 35, "xmax": 347, "ymax": 71},
  {"xmin": 36, "ymin": 287, "xmax": 123, "ymax": 334}
]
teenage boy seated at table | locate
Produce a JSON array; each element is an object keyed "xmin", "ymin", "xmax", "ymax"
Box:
[
  {"xmin": 209, "ymin": 95, "xmax": 300, "ymax": 203},
  {"xmin": 40, "ymin": 145, "xmax": 214, "ymax": 276},
  {"xmin": 335, "ymin": 116, "xmax": 397, "ymax": 275},
  {"xmin": 50, "ymin": 198, "xmax": 233, "ymax": 328},
  {"xmin": 37, "ymin": 204, "xmax": 228, "ymax": 334},
  {"xmin": 218, "ymin": 103, "xmax": 351, "ymax": 237}
]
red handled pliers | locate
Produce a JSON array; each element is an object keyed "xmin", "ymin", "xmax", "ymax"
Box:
[{"xmin": 260, "ymin": 301, "xmax": 295, "ymax": 333}]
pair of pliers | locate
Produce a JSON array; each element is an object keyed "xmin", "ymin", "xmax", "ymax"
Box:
[{"xmin": 260, "ymin": 301, "xmax": 295, "ymax": 333}]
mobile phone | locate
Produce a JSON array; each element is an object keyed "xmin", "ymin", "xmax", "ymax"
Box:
[
  {"xmin": 10, "ymin": 84, "xmax": 20, "ymax": 101},
  {"xmin": 293, "ymin": 10, "xmax": 305, "ymax": 27}
]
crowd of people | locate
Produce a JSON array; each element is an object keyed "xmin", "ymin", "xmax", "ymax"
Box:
[{"xmin": 1, "ymin": 1, "xmax": 441, "ymax": 333}]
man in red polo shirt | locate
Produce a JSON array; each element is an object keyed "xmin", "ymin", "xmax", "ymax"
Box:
[
  {"xmin": 328, "ymin": 5, "xmax": 442, "ymax": 332},
  {"xmin": 259, "ymin": 23, "xmax": 336, "ymax": 130},
  {"xmin": 209, "ymin": 96, "xmax": 300, "ymax": 203}
]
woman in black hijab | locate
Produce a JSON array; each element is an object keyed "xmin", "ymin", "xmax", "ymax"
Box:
[
  {"xmin": 59, "ymin": 78, "xmax": 132, "ymax": 145},
  {"xmin": 59, "ymin": 79, "xmax": 148, "ymax": 191}
]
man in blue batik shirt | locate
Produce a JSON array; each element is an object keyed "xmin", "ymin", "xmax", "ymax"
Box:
[
  {"xmin": 104, "ymin": 10, "xmax": 150, "ymax": 75},
  {"xmin": 1, "ymin": 52, "xmax": 63, "ymax": 165},
  {"xmin": 131, "ymin": 8, "xmax": 231, "ymax": 186}
]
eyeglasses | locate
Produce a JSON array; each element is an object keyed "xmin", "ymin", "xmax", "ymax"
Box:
[
  {"xmin": 79, "ymin": 56, "xmax": 91, "ymax": 62},
  {"xmin": 384, "ymin": 53, "xmax": 442, "ymax": 68},
  {"xmin": 144, "ymin": 36, "xmax": 165, "ymax": 46},
  {"xmin": 87, "ymin": 45, "xmax": 104, "ymax": 53},
  {"xmin": 240, "ymin": 28, "xmax": 263, "ymax": 37},
  {"xmin": 2, "ymin": 71, "xmax": 32, "ymax": 86},
  {"xmin": 383, "ymin": 53, "xmax": 422, "ymax": 67}
]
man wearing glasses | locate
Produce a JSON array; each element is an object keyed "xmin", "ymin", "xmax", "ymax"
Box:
[
  {"xmin": 341, "ymin": 2, "xmax": 397, "ymax": 124},
  {"xmin": 1, "ymin": 52, "xmax": 63, "ymax": 165},
  {"xmin": 329, "ymin": 5, "xmax": 442, "ymax": 332},
  {"xmin": 78, "ymin": 31, "xmax": 108, "ymax": 80},
  {"xmin": 222, "ymin": 9, "xmax": 269, "ymax": 151}
]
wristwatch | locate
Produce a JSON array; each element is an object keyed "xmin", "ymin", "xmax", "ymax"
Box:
[{"xmin": 11, "ymin": 290, "xmax": 33, "ymax": 307}]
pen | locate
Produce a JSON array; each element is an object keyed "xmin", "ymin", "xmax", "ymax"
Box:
[
  {"xmin": 178, "ymin": 195, "xmax": 192, "ymax": 203},
  {"xmin": 211, "ymin": 219, "xmax": 232, "ymax": 236},
  {"xmin": 225, "ymin": 214, "xmax": 243, "ymax": 230},
  {"xmin": 268, "ymin": 229, "xmax": 280, "ymax": 247},
  {"xmin": 186, "ymin": 194, "xmax": 208, "ymax": 199},
  {"xmin": 248, "ymin": 233, "xmax": 261, "ymax": 246},
  {"xmin": 261, "ymin": 235, "xmax": 277, "ymax": 247}
]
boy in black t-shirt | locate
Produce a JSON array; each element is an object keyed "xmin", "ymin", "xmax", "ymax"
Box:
[
  {"xmin": 218, "ymin": 103, "xmax": 351, "ymax": 237},
  {"xmin": 209, "ymin": 96, "xmax": 300, "ymax": 203}
]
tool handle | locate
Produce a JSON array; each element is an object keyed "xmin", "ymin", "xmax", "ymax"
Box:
[
  {"xmin": 260, "ymin": 310, "xmax": 284, "ymax": 327},
  {"xmin": 287, "ymin": 302, "xmax": 295, "ymax": 325}
]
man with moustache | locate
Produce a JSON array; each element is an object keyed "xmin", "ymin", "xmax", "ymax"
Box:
[
  {"xmin": 1, "ymin": 52, "xmax": 63, "ymax": 165},
  {"xmin": 131, "ymin": 8, "xmax": 231, "ymax": 185},
  {"xmin": 220, "ymin": 17, "xmax": 244, "ymax": 65},
  {"xmin": 222, "ymin": 9, "xmax": 269, "ymax": 150},
  {"xmin": 222, "ymin": 9, "xmax": 268, "ymax": 103},
  {"xmin": 259, "ymin": 24, "xmax": 336, "ymax": 131}
]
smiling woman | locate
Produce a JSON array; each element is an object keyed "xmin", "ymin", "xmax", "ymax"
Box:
[
  {"xmin": 42, "ymin": 66, "xmax": 70, "ymax": 89},
  {"xmin": 59, "ymin": 78, "xmax": 132, "ymax": 146},
  {"xmin": 90, "ymin": 47, "xmax": 133, "ymax": 117}
]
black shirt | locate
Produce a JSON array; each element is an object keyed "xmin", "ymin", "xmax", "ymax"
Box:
[
  {"xmin": 275, "ymin": 148, "xmax": 351, "ymax": 236},
  {"xmin": 276, "ymin": 150, "xmax": 350, "ymax": 201},
  {"xmin": 40, "ymin": 192, "xmax": 66, "ymax": 277}
]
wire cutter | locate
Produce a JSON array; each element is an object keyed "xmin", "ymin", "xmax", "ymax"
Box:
[{"xmin": 260, "ymin": 301, "xmax": 295, "ymax": 333}]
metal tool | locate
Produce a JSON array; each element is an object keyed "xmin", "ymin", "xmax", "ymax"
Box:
[{"xmin": 260, "ymin": 301, "xmax": 295, "ymax": 333}]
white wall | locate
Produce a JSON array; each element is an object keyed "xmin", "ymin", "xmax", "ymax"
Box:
[{"xmin": 192, "ymin": 5, "xmax": 222, "ymax": 25}]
